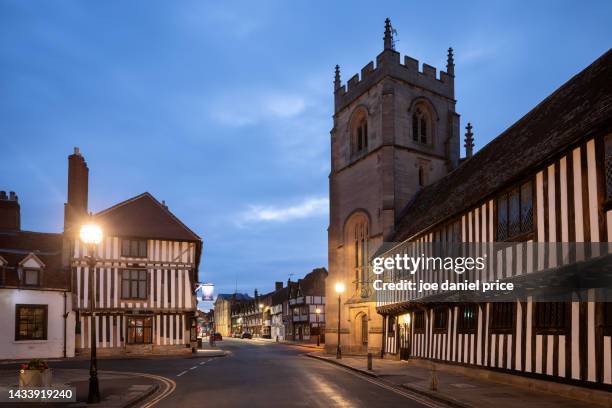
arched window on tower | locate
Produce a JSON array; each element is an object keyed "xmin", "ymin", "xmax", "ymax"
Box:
[
  {"xmin": 351, "ymin": 110, "xmax": 368, "ymax": 156},
  {"xmin": 354, "ymin": 221, "xmax": 368, "ymax": 289},
  {"xmin": 412, "ymin": 107, "xmax": 430, "ymax": 144}
]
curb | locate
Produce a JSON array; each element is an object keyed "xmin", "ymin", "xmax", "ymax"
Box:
[
  {"xmin": 305, "ymin": 353, "xmax": 378, "ymax": 378},
  {"xmin": 398, "ymin": 383, "xmax": 472, "ymax": 408},
  {"xmin": 123, "ymin": 383, "xmax": 159, "ymax": 408},
  {"xmin": 306, "ymin": 353, "xmax": 472, "ymax": 408}
]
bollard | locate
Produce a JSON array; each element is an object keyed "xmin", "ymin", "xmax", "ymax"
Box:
[
  {"xmin": 429, "ymin": 363, "xmax": 438, "ymax": 391},
  {"xmin": 367, "ymin": 352, "xmax": 373, "ymax": 371},
  {"xmin": 276, "ymin": 335, "xmax": 279, "ymax": 343}
]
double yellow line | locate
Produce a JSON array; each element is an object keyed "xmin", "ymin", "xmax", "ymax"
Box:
[{"xmin": 102, "ymin": 370, "xmax": 176, "ymax": 408}]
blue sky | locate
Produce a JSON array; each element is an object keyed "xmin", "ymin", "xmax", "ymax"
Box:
[{"xmin": 1, "ymin": 1, "xmax": 611, "ymax": 307}]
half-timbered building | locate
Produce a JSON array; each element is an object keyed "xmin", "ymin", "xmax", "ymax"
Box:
[
  {"xmin": 287, "ymin": 268, "xmax": 327, "ymax": 342},
  {"xmin": 375, "ymin": 49, "xmax": 612, "ymax": 389},
  {"xmin": 327, "ymin": 18, "xmax": 612, "ymax": 391},
  {"xmin": 64, "ymin": 149, "xmax": 202, "ymax": 356}
]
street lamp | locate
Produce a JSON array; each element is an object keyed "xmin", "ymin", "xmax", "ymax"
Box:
[
  {"xmin": 259, "ymin": 303, "xmax": 264, "ymax": 338},
  {"xmin": 334, "ymin": 282, "xmax": 345, "ymax": 359},
  {"xmin": 315, "ymin": 308, "xmax": 321, "ymax": 347},
  {"xmin": 79, "ymin": 222, "xmax": 103, "ymax": 404}
]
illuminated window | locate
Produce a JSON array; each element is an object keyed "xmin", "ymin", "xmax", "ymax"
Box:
[
  {"xmin": 126, "ymin": 316, "xmax": 153, "ymax": 344},
  {"xmin": 15, "ymin": 304, "xmax": 47, "ymax": 341}
]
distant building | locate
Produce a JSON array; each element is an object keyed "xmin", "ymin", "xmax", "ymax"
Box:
[
  {"xmin": 0, "ymin": 192, "xmax": 76, "ymax": 359},
  {"xmin": 270, "ymin": 281, "xmax": 288, "ymax": 340},
  {"xmin": 214, "ymin": 293, "xmax": 251, "ymax": 336},
  {"xmin": 287, "ymin": 268, "xmax": 327, "ymax": 342}
]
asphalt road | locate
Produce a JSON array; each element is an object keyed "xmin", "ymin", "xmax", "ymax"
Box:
[{"xmin": 45, "ymin": 339, "xmax": 444, "ymax": 408}]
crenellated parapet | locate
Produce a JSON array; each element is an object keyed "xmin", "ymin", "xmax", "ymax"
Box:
[
  {"xmin": 334, "ymin": 48, "xmax": 455, "ymax": 113},
  {"xmin": 334, "ymin": 19, "xmax": 455, "ymax": 114}
]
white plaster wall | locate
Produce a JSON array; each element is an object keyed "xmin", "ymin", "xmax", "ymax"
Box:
[{"xmin": 0, "ymin": 288, "xmax": 75, "ymax": 359}]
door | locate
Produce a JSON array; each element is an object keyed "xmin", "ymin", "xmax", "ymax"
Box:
[
  {"xmin": 399, "ymin": 321, "xmax": 411, "ymax": 360},
  {"xmin": 361, "ymin": 314, "xmax": 368, "ymax": 346}
]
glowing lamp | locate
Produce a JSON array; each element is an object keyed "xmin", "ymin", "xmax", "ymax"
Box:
[
  {"xmin": 80, "ymin": 223, "xmax": 103, "ymax": 245},
  {"xmin": 335, "ymin": 282, "xmax": 345, "ymax": 294}
]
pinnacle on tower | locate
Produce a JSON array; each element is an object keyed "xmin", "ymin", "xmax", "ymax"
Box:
[
  {"xmin": 384, "ymin": 18, "xmax": 394, "ymax": 50},
  {"xmin": 334, "ymin": 64, "xmax": 341, "ymax": 91},
  {"xmin": 447, "ymin": 47, "xmax": 455, "ymax": 76},
  {"xmin": 464, "ymin": 122, "xmax": 475, "ymax": 158}
]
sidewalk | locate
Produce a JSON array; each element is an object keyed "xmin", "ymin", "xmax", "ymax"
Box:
[
  {"xmin": 0, "ymin": 368, "xmax": 158, "ymax": 407},
  {"xmin": 249, "ymin": 336, "xmax": 325, "ymax": 351},
  {"xmin": 307, "ymin": 352, "xmax": 611, "ymax": 408}
]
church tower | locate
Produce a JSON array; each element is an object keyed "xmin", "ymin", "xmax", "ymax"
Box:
[{"xmin": 326, "ymin": 19, "xmax": 460, "ymax": 355}]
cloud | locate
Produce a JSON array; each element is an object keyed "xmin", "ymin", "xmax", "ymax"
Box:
[
  {"xmin": 209, "ymin": 91, "xmax": 306, "ymax": 127},
  {"xmin": 239, "ymin": 197, "xmax": 328, "ymax": 223}
]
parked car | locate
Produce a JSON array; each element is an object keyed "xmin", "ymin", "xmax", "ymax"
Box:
[
  {"xmin": 211, "ymin": 332, "xmax": 223, "ymax": 341},
  {"xmin": 232, "ymin": 332, "xmax": 241, "ymax": 338},
  {"xmin": 241, "ymin": 332, "xmax": 252, "ymax": 339}
]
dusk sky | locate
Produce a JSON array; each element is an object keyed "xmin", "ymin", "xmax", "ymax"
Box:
[{"xmin": 2, "ymin": 1, "xmax": 611, "ymax": 307}]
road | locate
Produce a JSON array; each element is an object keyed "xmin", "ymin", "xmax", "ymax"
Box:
[{"xmin": 47, "ymin": 339, "xmax": 445, "ymax": 408}]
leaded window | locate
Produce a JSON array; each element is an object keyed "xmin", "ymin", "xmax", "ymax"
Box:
[
  {"xmin": 121, "ymin": 239, "xmax": 147, "ymax": 258},
  {"xmin": 496, "ymin": 181, "xmax": 533, "ymax": 240},
  {"xmin": 15, "ymin": 304, "xmax": 47, "ymax": 340},
  {"xmin": 490, "ymin": 302, "xmax": 515, "ymax": 333},
  {"xmin": 534, "ymin": 302, "xmax": 567, "ymax": 333},
  {"xmin": 457, "ymin": 304, "xmax": 477, "ymax": 333},
  {"xmin": 433, "ymin": 307, "xmax": 448, "ymax": 331},
  {"xmin": 412, "ymin": 107, "xmax": 430, "ymax": 144},
  {"xmin": 414, "ymin": 311, "xmax": 425, "ymax": 332},
  {"xmin": 126, "ymin": 316, "xmax": 153, "ymax": 344},
  {"xmin": 121, "ymin": 269, "xmax": 148, "ymax": 299}
]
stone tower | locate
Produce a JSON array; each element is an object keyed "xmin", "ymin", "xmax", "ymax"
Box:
[{"xmin": 326, "ymin": 18, "xmax": 460, "ymax": 355}]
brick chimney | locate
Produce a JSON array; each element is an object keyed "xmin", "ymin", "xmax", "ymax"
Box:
[
  {"xmin": 63, "ymin": 147, "xmax": 89, "ymax": 231},
  {"xmin": 275, "ymin": 281, "xmax": 283, "ymax": 291},
  {"xmin": 0, "ymin": 191, "xmax": 20, "ymax": 230}
]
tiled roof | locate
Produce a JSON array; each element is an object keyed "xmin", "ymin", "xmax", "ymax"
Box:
[
  {"xmin": 94, "ymin": 192, "xmax": 201, "ymax": 242},
  {"xmin": 0, "ymin": 230, "xmax": 67, "ymax": 289}
]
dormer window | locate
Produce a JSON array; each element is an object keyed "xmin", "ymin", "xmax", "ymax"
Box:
[
  {"xmin": 412, "ymin": 106, "xmax": 431, "ymax": 144},
  {"xmin": 24, "ymin": 269, "xmax": 40, "ymax": 286},
  {"xmin": 19, "ymin": 253, "xmax": 45, "ymax": 287}
]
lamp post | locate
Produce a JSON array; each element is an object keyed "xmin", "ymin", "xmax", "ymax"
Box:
[
  {"xmin": 80, "ymin": 222, "xmax": 103, "ymax": 404},
  {"xmin": 335, "ymin": 282, "xmax": 345, "ymax": 359},
  {"xmin": 315, "ymin": 308, "xmax": 321, "ymax": 347},
  {"xmin": 259, "ymin": 303, "xmax": 264, "ymax": 338}
]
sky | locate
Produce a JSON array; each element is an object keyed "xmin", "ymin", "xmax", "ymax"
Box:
[{"xmin": 1, "ymin": 1, "xmax": 611, "ymax": 308}]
